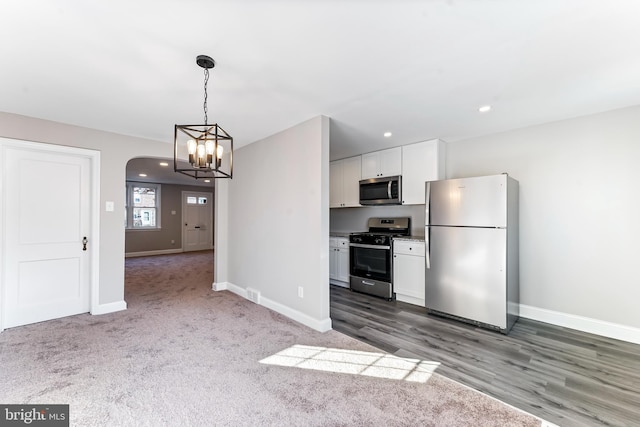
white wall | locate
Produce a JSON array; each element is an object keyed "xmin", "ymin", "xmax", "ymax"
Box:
[
  {"xmin": 0, "ymin": 112, "xmax": 172, "ymax": 308},
  {"xmin": 215, "ymin": 116, "xmax": 331, "ymax": 331},
  {"xmin": 447, "ymin": 105, "xmax": 640, "ymax": 332},
  {"xmin": 330, "ymin": 204, "xmax": 425, "ymax": 236}
]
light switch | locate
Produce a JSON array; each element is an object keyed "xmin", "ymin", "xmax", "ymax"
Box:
[
  {"xmin": 105, "ymin": 201, "xmax": 114, "ymax": 212},
  {"xmin": 171, "ymin": 210, "xmax": 176, "ymax": 215}
]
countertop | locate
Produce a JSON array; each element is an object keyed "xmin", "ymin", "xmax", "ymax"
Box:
[
  {"xmin": 393, "ymin": 235, "xmax": 425, "ymax": 242},
  {"xmin": 329, "ymin": 232, "xmax": 351, "ymax": 239}
]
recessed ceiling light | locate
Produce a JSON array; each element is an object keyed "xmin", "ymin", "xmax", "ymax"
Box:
[
  {"xmin": 139, "ymin": 173, "xmax": 147, "ymax": 177},
  {"xmin": 159, "ymin": 162, "xmax": 169, "ymax": 167},
  {"xmin": 383, "ymin": 132, "xmax": 392, "ymax": 138},
  {"xmin": 478, "ymin": 105, "xmax": 492, "ymax": 113},
  {"xmin": 204, "ymin": 179, "xmax": 211, "ymax": 183}
]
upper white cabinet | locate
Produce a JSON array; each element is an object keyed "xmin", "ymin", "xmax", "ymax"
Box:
[
  {"xmin": 361, "ymin": 147, "xmax": 402, "ymax": 179},
  {"xmin": 401, "ymin": 139, "xmax": 446, "ymax": 205},
  {"xmin": 330, "ymin": 155, "xmax": 361, "ymax": 208}
]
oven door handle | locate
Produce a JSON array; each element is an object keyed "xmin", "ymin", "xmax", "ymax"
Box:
[{"xmin": 349, "ymin": 243, "xmax": 391, "ymax": 250}]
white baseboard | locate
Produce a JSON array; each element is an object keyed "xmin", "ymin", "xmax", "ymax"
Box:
[
  {"xmin": 212, "ymin": 281, "xmax": 230, "ymax": 291},
  {"xmin": 92, "ymin": 300, "xmax": 127, "ymax": 315},
  {"xmin": 125, "ymin": 249, "xmax": 183, "ymax": 258},
  {"xmin": 216, "ymin": 282, "xmax": 332, "ymax": 333},
  {"xmin": 519, "ymin": 304, "xmax": 640, "ymax": 345},
  {"xmin": 209, "ymin": 283, "xmax": 640, "ymax": 344},
  {"xmin": 260, "ymin": 296, "xmax": 333, "ymax": 333}
]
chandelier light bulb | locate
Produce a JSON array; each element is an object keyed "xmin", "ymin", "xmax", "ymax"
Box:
[
  {"xmin": 205, "ymin": 140, "xmax": 215, "ymax": 155},
  {"xmin": 187, "ymin": 140, "xmax": 197, "ymax": 155}
]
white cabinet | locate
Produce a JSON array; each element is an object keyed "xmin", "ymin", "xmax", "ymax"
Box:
[
  {"xmin": 330, "ymin": 156, "xmax": 361, "ymax": 208},
  {"xmin": 332, "ymin": 140, "xmax": 444, "ymax": 206},
  {"xmin": 401, "ymin": 139, "xmax": 446, "ymax": 205},
  {"xmin": 393, "ymin": 240, "xmax": 425, "ymax": 306},
  {"xmin": 330, "ymin": 237, "xmax": 350, "ymax": 287},
  {"xmin": 361, "ymin": 147, "xmax": 402, "ymax": 179}
]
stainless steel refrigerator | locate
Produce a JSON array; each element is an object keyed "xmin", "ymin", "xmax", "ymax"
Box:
[{"xmin": 425, "ymin": 174, "xmax": 519, "ymax": 334}]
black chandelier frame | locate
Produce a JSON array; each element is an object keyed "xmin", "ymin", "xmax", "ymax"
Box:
[{"xmin": 174, "ymin": 55, "xmax": 233, "ymax": 180}]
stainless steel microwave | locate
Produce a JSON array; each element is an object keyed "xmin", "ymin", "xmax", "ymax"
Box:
[{"xmin": 359, "ymin": 175, "xmax": 402, "ymax": 205}]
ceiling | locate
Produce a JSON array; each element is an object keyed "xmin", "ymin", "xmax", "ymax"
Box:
[
  {"xmin": 126, "ymin": 157, "xmax": 214, "ymax": 187},
  {"xmin": 2, "ymin": 0, "xmax": 640, "ymax": 173}
]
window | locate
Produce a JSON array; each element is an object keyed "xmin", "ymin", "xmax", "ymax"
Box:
[
  {"xmin": 187, "ymin": 196, "xmax": 208, "ymax": 205},
  {"xmin": 125, "ymin": 183, "xmax": 161, "ymax": 229}
]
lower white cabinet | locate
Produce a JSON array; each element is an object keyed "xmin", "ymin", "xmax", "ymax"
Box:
[
  {"xmin": 393, "ymin": 239, "xmax": 425, "ymax": 306},
  {"xmin": 330, "ymin": 237, "xmax": 350, "ymax": 287}
]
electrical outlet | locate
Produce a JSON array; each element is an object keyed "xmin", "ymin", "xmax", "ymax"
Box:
[
  {"xmin": 171, "ymin": 240, "xmax": 175, "ymax": 245},
  {"xmin": 298, "ymin": 287, "xmax": 304, "ymax": 298}
]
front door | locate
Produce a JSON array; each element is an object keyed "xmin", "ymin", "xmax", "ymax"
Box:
[
  {"xmin": 1, "ymin": 138, "xmax": 95, "ymax": 329},
  {"xmin": 182, "ymin": 191, "xmax": 213, "ymax": 252}
]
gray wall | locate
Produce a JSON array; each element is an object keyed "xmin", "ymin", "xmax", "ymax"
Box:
[
  {"xmin": 0, "ymin": 112, "xmax": 170, "ymax": 307},
  {"xmin": 216, "ymin": 116, "xmax": 331, "ymax": 328},
  {"xmin": 446, "ymin": 105, "xmax": 640, "ymax": 329},
  {"xmin": 125, "ymin": 182, "xmax": 213, "ymax": 253}
]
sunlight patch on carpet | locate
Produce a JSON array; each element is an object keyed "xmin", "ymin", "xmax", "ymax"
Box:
[{"xmin": 260, "ymin": 345, "xmax": 440, "ymax": 382}]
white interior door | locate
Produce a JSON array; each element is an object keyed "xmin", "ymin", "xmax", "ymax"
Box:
[
  {"xmin": 1, "ymin": 140, "xmax": 94, "ymax": 329},
  {"xmin": 182, "ymin": 191, "xmax": 213, "ymax": 252}
]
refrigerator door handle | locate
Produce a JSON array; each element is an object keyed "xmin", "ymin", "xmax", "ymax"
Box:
[
  {"xmin": 425, "ymin": 182, "xmax": 431, "ymax": 226},
  {"xmin": 425, "ymin": 181, "xmax": 431, "ymax": 269},
  {"xmin": 425, "ymin": 226, "xmax": 431, "ymax": 269}
]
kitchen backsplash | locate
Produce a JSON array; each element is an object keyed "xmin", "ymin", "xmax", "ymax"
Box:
[{"xmin": 330, "ymin": 204, "xmax": 425, "ymax": 237}]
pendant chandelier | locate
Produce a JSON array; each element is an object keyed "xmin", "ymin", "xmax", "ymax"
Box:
[{"xmin": 174, "ymin": 55, "xmax": 233, "ymax": 179}]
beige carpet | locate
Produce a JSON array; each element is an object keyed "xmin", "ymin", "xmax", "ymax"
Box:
[{"xmin": 0, "ymin": 251, "xmax": 541, "ymax": 426}]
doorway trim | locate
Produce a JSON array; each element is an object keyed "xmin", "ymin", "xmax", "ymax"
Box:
[{"xmin": 0, "ymin": 137, "xmax": 101, "ymax": 332}]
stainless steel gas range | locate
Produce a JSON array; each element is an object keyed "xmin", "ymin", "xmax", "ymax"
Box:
[{"xmin": 349, "ymin": 217, "xmax": 411, "ymax": 300}]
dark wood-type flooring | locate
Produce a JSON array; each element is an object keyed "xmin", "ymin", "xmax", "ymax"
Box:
[{"xmin": 330, "ymin": 285, "xmax": 640, "ymax": 427}]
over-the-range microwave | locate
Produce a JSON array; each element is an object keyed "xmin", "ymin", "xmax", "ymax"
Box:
[{"xmin": 359, "ymin": 175, "xmax": 402, "ymax": 205}]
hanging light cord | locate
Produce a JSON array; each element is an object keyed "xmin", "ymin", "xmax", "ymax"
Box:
[{"xmin": 203, "ymin": 67, "xmax": 209, "ymax": 125}]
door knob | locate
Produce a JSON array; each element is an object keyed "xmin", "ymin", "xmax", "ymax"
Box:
[{"xmin": 82, "ymin": 236, "xmax": 88, "ymax": 251}]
